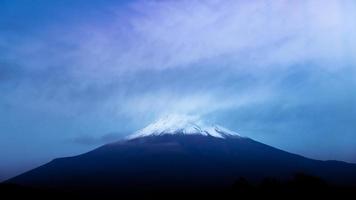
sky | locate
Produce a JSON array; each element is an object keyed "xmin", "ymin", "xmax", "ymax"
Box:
[{"xmin": 1, "ymin": 0, "xmax": 356, "ymax": 181}]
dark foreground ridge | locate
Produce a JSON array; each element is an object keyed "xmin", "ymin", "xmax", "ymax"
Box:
[
  {"xmin": 2, "ymin": 135, "xmax": 356, "ymax": 198},
  {"xmin": 1, "ymin": 174, "xmax": 356, "ymax": 199}
]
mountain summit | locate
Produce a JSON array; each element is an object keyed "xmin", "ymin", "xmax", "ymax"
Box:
[{"xmin": 127, "ymin": 115, "xmax": 241, "ymax": 139}]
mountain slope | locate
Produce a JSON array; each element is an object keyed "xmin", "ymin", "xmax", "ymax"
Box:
[
  {"xmin": 6, "ymin": 135, "xmax": 356, "ymax": 190},
  {"xmin": 5, "ymin": 116, "xmax": 356, "ymax": 193}
]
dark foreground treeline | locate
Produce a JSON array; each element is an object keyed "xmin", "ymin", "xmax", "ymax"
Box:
[{"xmin": 1, "ymin": 173, "xmax": 355, "ymax": 199}]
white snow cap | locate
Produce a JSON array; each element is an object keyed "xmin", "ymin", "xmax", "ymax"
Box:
[{"xmin": 127, "ymin": 114, "xmax": 242, "ymax": 139}]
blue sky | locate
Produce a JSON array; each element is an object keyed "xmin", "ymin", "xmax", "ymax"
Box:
[{"xmin": 1, "ymin": 0, "xmax": 356, "ymax": 181}]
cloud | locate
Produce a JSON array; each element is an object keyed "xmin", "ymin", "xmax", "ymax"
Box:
[
  {"xmin": 3, "ymin": 0, "xmax": 355, "ymax": 81},
  {"xmin": 71, "ymin": 132, "xmax": 124, "ymax": 145},
  {"xmin": 0, "ymin": 0, "xmax": 355, "ymax": 123},
  {"xmin": 100, "ymin": 0, "xmax": 356, "ymax": 71}
]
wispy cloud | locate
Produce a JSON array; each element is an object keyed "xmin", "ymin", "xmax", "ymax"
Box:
[
  {"xmin": 71, "ymin": 132, "xmax": 124, "ymax": 145},
  {"xmin": 2, "ymin": 0, "xmax": 356, "ymax": 117}
]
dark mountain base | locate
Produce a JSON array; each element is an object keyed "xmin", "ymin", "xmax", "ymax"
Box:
[
  {"xmin": 5, "ymin": 135, "xmax": 356, "ymax": 199},
  {"xmin": 2, "ymin": 174, "xmax": 356, "ymax": 199}
]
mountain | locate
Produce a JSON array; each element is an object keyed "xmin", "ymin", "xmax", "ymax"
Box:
[{"xmin": 4, "ymin": 116, "xmax": 356, "ymax": 196}]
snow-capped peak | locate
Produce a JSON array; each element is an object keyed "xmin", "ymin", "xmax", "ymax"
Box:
[{"xmin": 127, "ymin": 115, "xmax": 241, "ymax": 139}]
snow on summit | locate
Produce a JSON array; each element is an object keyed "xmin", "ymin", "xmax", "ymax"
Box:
[{"xmin": 127, "ymin": 115, "xmax": 241, "ymax": 139}]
